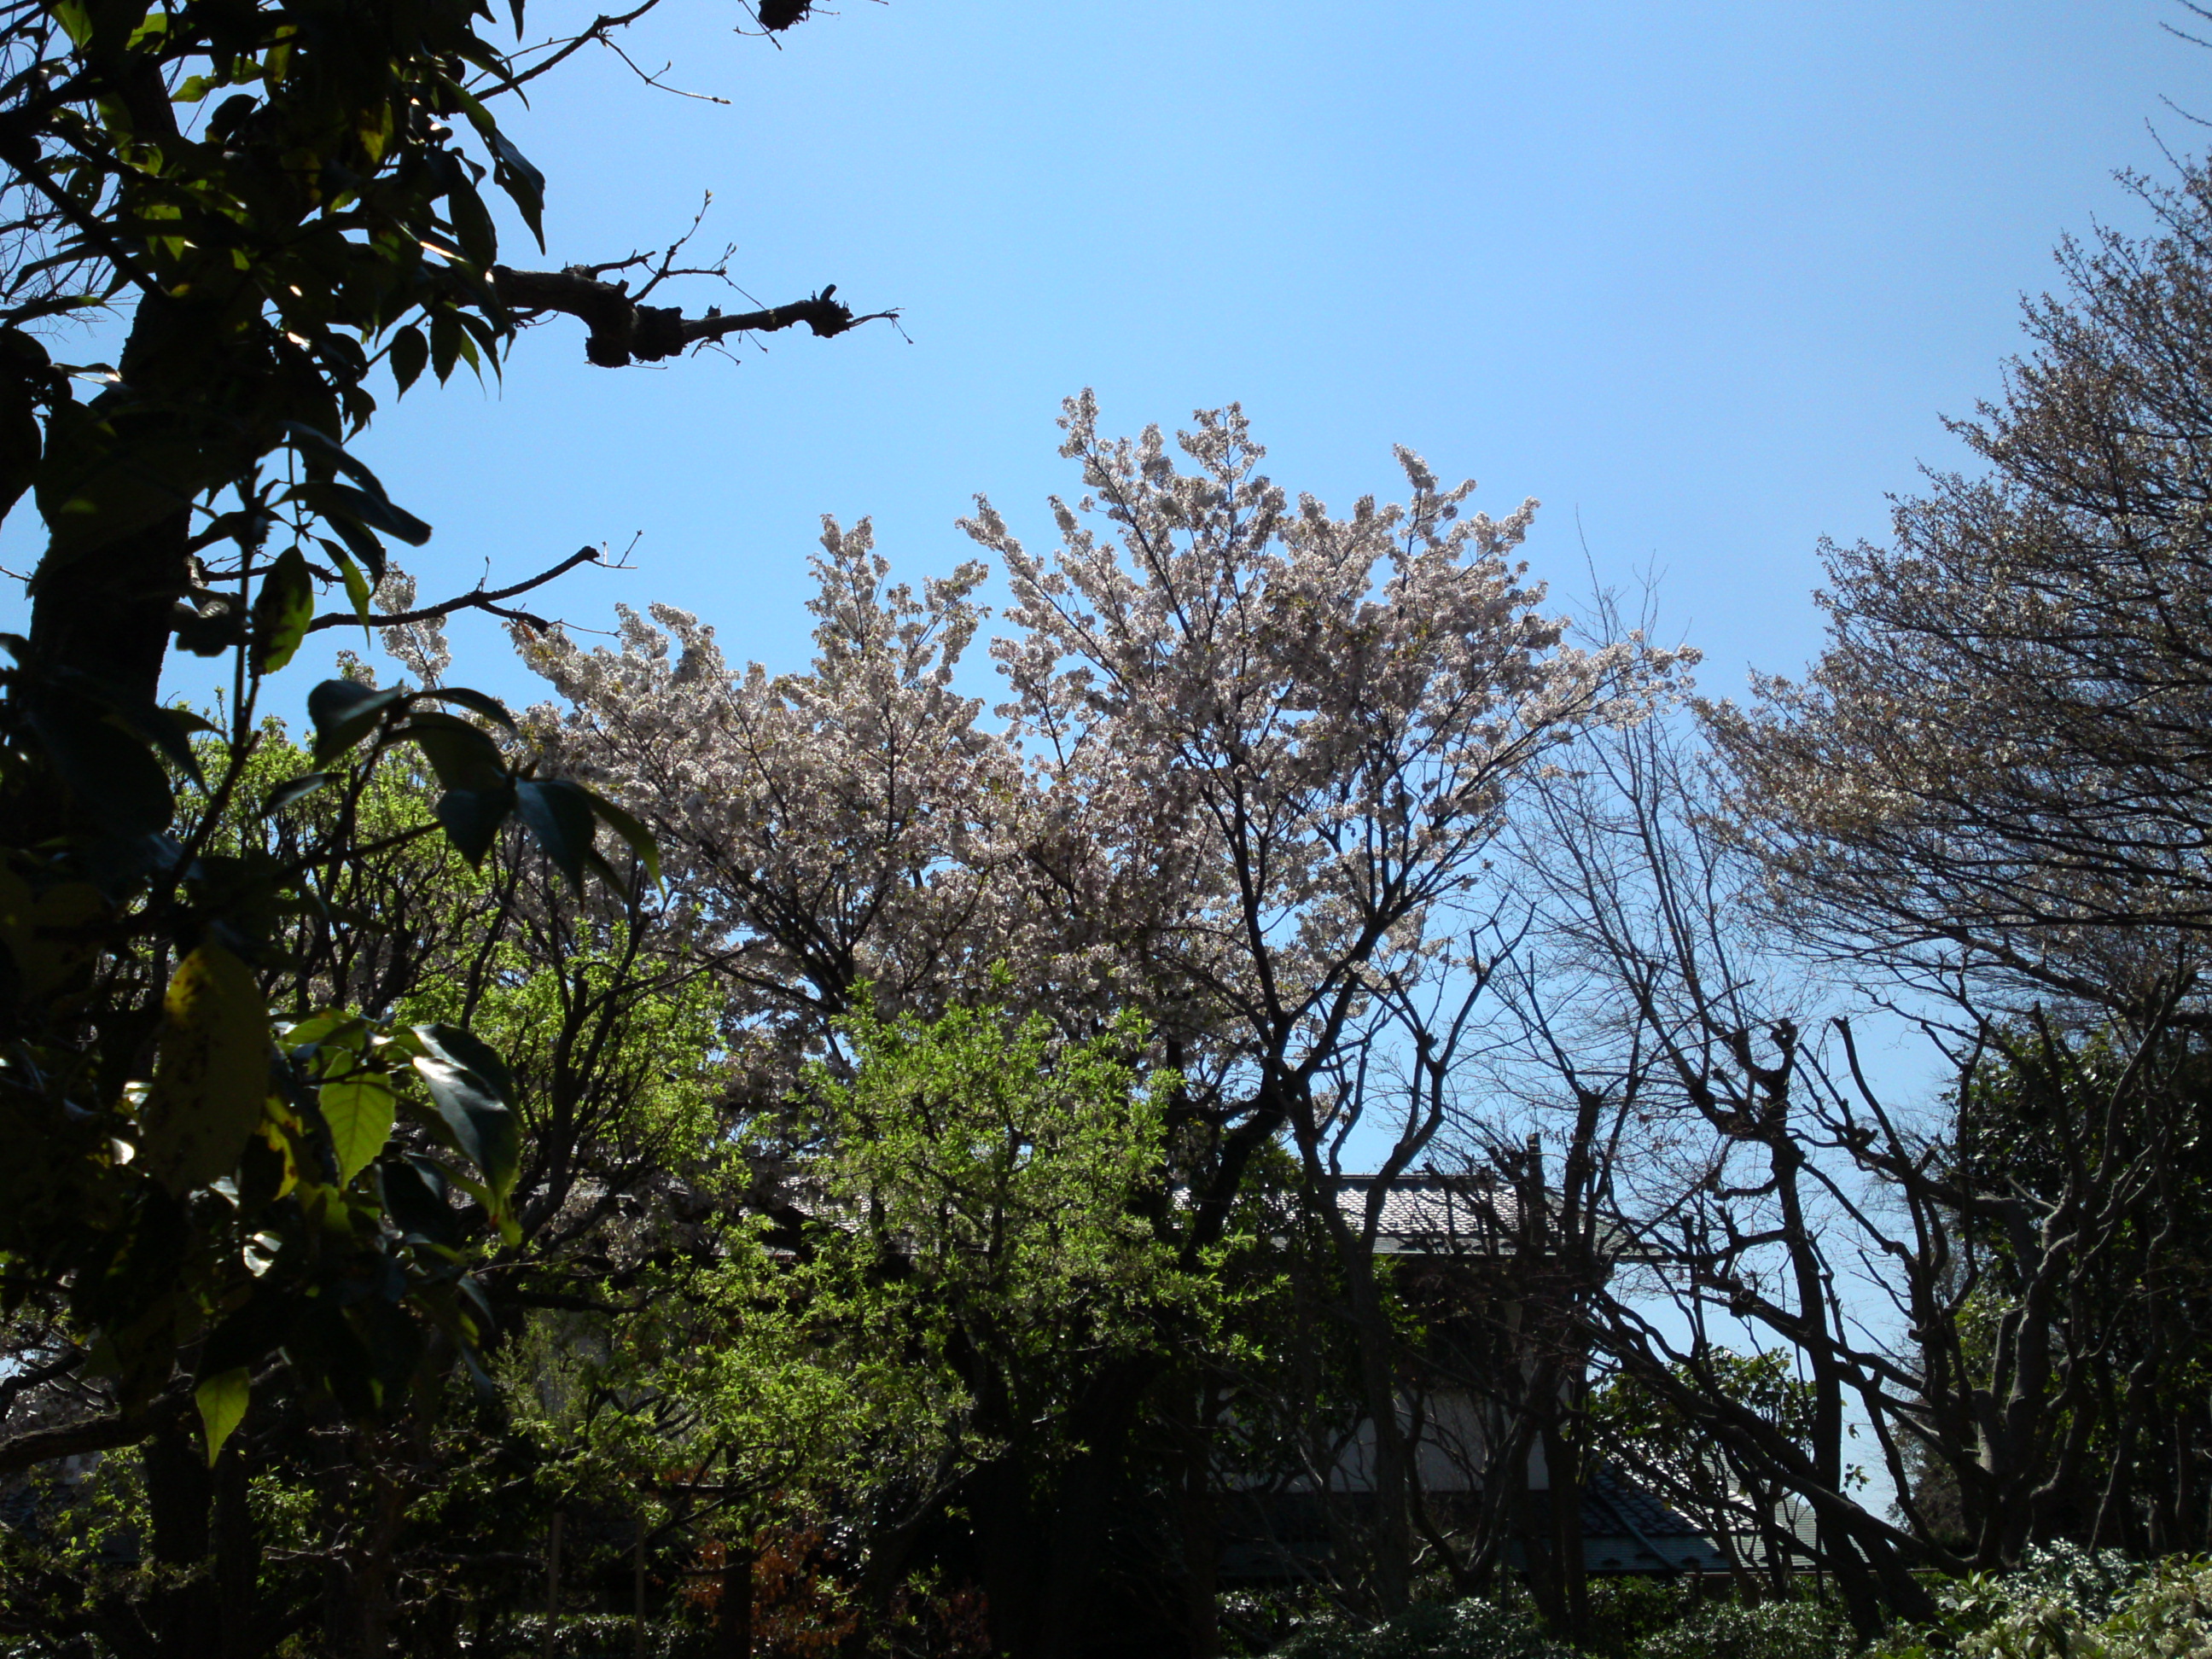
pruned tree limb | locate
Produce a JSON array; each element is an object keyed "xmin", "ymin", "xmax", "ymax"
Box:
[{"xmin": 492, "ymin": 266, "xmax": 897, "ymax": 368}]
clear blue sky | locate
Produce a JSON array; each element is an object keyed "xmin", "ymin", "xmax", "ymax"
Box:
[{"xmin": 95, "ymin": 2, "xmax": 2211, "ymax": 709}]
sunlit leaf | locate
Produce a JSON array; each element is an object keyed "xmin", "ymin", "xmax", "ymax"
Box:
[
  {"xmin": 140, "ymin": 944, "xmax": 270, "ymax": 1196},
  {"xmin": 250, "ymin": 545, "xmax": 314, "ymax": 674},
  {"xmin": 318, "ymin": 1074, "xmax": 394, "ymax": 1187},
  {"xmin": 194, "ymin": 1366, "xmax": 249, "ymax": 1466}
]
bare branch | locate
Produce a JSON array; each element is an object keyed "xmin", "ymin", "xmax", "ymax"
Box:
[
  {"xmin": 306, "ymin": 545, "xmax": 603, "ymax": 635},
  {"xmin": 0, "ymin": 1384, "xmax": 189, "ymax": 1476}
]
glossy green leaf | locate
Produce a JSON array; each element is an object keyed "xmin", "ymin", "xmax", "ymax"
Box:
[
  {"xmin": 416, "ymin": 1023, "xmax": 517, "ymax": 1107},
  {"xmin": 420, "ymin": 686, "xmax": 515, "ymax": 731},
  {"xmin": 288, "ymin": 480, "xmax": 431, "ymax": 547},
  {"xmin": 379, "ymin": 1155, "xmax": 461, "ymax": 1247},
  {"xmin": 401, "ymin": 711, "xmax": 507, "ymax": 791},
  {"xmin": 281, "ymin": 422, "xmax": 394, "ymax": 497},
  {"xmin": 411, "ymin": 1049, "xmax": 519, "ymax": 1202}
]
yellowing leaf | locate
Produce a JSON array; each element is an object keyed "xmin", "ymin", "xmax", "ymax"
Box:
[
  {"xmin": 0, "ymin": 867, "xmax": 102, "ymax": 1000},
  {"xmin": 195, "ymin": 1366, "xmax": 249, "ymax": 1465},
  {"xmin": 319, "ymin": 1074, "xmax": 394, "ymax": 1187},
  {"xmin": 140, "ymin": 944, "xmax": 270, "ymax": 1195}
]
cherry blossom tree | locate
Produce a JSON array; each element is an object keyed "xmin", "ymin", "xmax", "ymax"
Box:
[
  {"xmin": 963, "ymin": 393, "xmax": 1687, "ymax": 1618},
  {"xmin": 521, "ymin": 395, "xmax": 1685, "ymax": 1645},
  {"xmin": 515, "ymin": 518, "xmax": 1024, "ymax": 1104}
]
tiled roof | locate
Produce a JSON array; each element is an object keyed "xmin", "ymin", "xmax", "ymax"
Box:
[
  {"xmin": 1584, "ymin": 1464, "xmax": 1704, "ymax": 1540},
  {"xmin": 1328, "ymin": 1173, "xmax": 1526, "ymax": 1254}
]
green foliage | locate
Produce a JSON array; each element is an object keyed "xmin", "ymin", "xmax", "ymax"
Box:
[
  {"xmin": 1273, "ymin": 1598, "xmax": 1576, "ymax": 1659},
  {"xmin": 1575, "ymin": 1577, "xmax": 1685, "ymax": 1658},
  {"xmin": 800, "ymin": 989, "xmax": 1184, "ymax": 1400},
  {"xmin": 1, "ymin": 0, "xmax": 546, "ymax": 599},
  {"xmin": 1860, "ymin": 1545, "xmax": 2210, "ymax": 1659},
  {"xmin": 1624, "ymin": 1598, "xmax": 1846, "ymax": 1659}
]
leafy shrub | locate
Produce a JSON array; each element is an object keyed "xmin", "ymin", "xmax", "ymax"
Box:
[
  {"xmin": 1627, "ymin": 1598, "xmax": 1847, "ymax": 1659},
  {"xmin": 1580, "ymin": 1577, "xmax": 1690, "ymax": 1657},
  {"xmin": 1273, "ymin": 1598, "xmax": 1575, "ymax": 1659},
  {"xmin": 1868, "ymin": 1546, "xmax": 2212, "ymax": 1659}
]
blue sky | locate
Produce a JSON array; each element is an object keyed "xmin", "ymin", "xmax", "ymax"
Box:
[{"xmin": 117, "ymin": 0, "xmax": 2193, "ymax": 715}]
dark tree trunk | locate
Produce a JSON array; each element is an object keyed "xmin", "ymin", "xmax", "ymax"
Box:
[
  {"xmin": 713, "ymin": 1538, "xmax": 753, "ymax": 1659},
  {"xmin": 27, "ymin": 508, "xmax": 191, "ymax": 708},
  {"xmin": 143, "ymin": 1418, "xmax": 220, "ymax": 1659}
]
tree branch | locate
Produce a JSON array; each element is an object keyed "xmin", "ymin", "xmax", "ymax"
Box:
[
  {"xmin": 492, "ymin": 266, "xmax": 896, "ymax": 368},
  {"xmin": 306, "ymin": 545, "xmax": 603, "ymax": 636},
  {"xmin": 0, "ymin": 1385, "xmax": 189, "ymax": 1476}
]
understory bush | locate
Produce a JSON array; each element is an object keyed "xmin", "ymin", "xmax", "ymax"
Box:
[
  {"xmin": 1626, "ymin": 1598, "xmax": 1845, "ymax": 1659},
  {"xmin": 1868, "ymin": 1545, "xmax": 2212, "ymax": 1659},
  {"xmin": 1266, "ymin": 1584, "xmax": 1843, "ymax": 1659},
  {"xmin": 1273, "ymin": 1598, "xmax": 1576, "ymax": 1659}
]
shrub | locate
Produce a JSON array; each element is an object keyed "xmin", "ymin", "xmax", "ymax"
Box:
[
  {"xmin": 1627, "ymin": 1598, "xmax": 1847, "ymax": 1659},
  {"xmin": 1273, "ymin": 1598, "xmax": 1575, "ymax": 1659},
  {"xmin": 1867, "ymin": 1546, "xmax": 2212, "ymax": 1659}
]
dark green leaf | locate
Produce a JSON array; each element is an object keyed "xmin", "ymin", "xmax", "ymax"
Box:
[
  {"xmin": 286, "ymin": 480, "xmax": 431, "ymax": 547},
  {"xmin": 433, "ymin": 783, "xmax": 516, "ymax": 864},
  {"xmin": 446, "ymin": 177, "xmax": 497, "ymax": 271},
  {"xmin": 431, "ymin": 311, "xmax": 461, "ymax": 385},
  {"xmin": 120, "ymin": 702, "xmax": 210, "ymax": 789},
  {"xmin": 378, "ymin": 1155, "xmax": 460, "ymax": 1247},
  {"xmin": 514, "ymin": 777, "xmax": 596, "ymax": 893},
  {"xmin": 200, "ymin": 1288, "xmax": 293, "ymax": 1376},
  {"xmin": 306, "ymin": 679, "xmax": 406, "ymax": 762},
  {"xmin": 401, "ymin": 712, "xmax": 506, "ymax": 791},
  {"xmin": 388, "ymin": 325, "xmax": 428, "ymax": 395},
  {"xmin": 487, "ymin": 129, "xmax": 545, "ymax": 247},
  {"xmin": 410, "ymin": 1051, "xmax": 519, "ymax": 1202},
  {"xmin": 584, "ymin": 787, "xmax": 661, "ymax": 886},
  {"xmin": 416, "ymin": 1024, "xmax": 516, "ymax": 1108},
  {"xmin": 421, "ymin": 686, "xmax": 516, "ymax": 731},
  {"xmin": 249, "ymin": 545, "xmax": 314, "ymax": 674},
  {"xmin": 262, "ymin": 771, "xmax": 333, "ymax": 815},
  {"xmin": 280, "ymin": 422, "xmax": 391, "ymax": 497}
]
